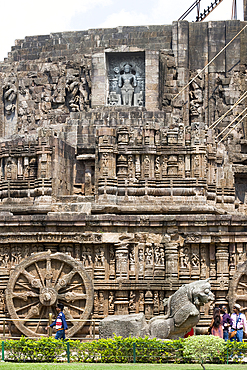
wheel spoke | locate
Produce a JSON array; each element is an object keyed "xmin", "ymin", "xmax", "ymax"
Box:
[
  {"xmin": 53, "ymin": 262, "xmax": 65, "ymax": 286},
  {"xmin": 64, "ymin": 302, "xmax": 85, "ymax": 313},
  {"xmin": 55, "ymin": 269, "xmax": 77, "ymax": 291},
  {"xmin": 15, "ymin": 281, "xmax": 37, "ymax": 292},
  {"xmin": 34, "ymin": 262, "xmax": 45, "ymax": 287},
  {"xmin": 59, "ymin": 283, "xmax": 83, "ymax": 293},
  {"xmin": 23, "ymin": 303, "xmax": 41, "ymax": 322},
  {"xmin": 34, "ymin": 306, "xmax": 43, "ymax": 332},
  {"xmin": 63, "ymin": 307, "xmax": 77, "ymax": 326},
  {"xmin": 12, "ymin": 291, "xmax": 39, "ymax": 300},
  {"xmin": 45, "ymin": 258, "xmax": 53, "ymax": 288},
  {"xmin": 46, "ymin": 258, "xmax": 52, "ymax": 272},
  {"xmin": 16, "ymin": 300, "xmax": 40, "ymax": 313},
  {"xmin": 239, "ymin": 282, "xmax": 247, "ymax": 289},
  {"xmin": 21, "ymin": 269, "xmax": 42, "ymax": 289},
  {"xmin": 58, "ymin": 291, "xmax": 87, "ymax": 302}
]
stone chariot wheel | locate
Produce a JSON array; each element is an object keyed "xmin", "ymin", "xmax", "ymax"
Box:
[
  {"xmin": 6, "ymin": 251, "xmax": 94, "ymax": 338},
  {"xmin": 228, "ymin": 260, "xmax": 247, "ymax": 315}
]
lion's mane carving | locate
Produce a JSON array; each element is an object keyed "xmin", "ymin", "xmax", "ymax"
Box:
[{"xmin": 149, "ymin": 279, "xmax": 214, "ymax": 339}]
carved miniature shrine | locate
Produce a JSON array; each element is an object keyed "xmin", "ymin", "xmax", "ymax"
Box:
[{"xmin": 0, "ymin": 18, "xmax": 247, "ymax": 338}]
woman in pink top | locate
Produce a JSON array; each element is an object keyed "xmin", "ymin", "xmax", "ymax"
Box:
[{"xmin": 210, "ymin": 307, "xmax": 223, "ymax": 338}]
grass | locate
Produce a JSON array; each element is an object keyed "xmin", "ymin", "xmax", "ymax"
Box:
[{"xmin": 0, "ymin": 364, "xmax": 246, "ymax": 370}]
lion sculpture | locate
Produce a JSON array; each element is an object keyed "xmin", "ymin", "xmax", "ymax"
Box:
[{"xmin": 149, "ymin": 279, "xmax": 214, "ymax": 339}]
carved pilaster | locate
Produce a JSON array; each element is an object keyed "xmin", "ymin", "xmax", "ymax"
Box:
[
  {"xmin": 179, "ymin": 246, "xmax": 190, "ymax": 279},
  {"xmin": 144, "ymin": 243, "xmax": 154, "ymax": 279},
  {"xmin": 153, "ymin": 291, "xmax": 159, "ymax": 315},
  {"xmin": 229, "ymin": 243, "xmax": 236, "ymax": 277},
  {"xmin": 185, "ymin": 154, "xmax": 190, "ymax": 177},
  {"xmin": 159, "ymin": 291, "xmax": 164, "ymax": 314},
  {"xmin": 191, "ymin": 244, "xmax": 200, "ymax": 279},
  {"xmin": 129, "ymin": 245, "xmax": 136, "ymax": 280},
  {"xmin": 129, "ymin": 291, "xmax": 136, "ymax": 314},
  {"xmin": 154, "ymin": 244, "xmax": 165, "ymax": 279},
  {"xmin": 209, "ymin": 244, "xmax": 216, "ymax": 279},
  {"xmin": 216, "ymin": 243, "xmax": 229, "ymax": 279},
  {"xmin": 94, "ymin": 246, "xmax": 105, "ymax": 280},
  {"xmin": 114, "ymin": 290, "xmax": 129, "ymax": 315},
  {"xmin": 138, "ymin": 291, "xmax": 145, "ymax": 313},
  {"xmin": 108, "ymin": 291, "xmax": 115, "ymax": 315},
  {"xmin": 145, "ymin": 290, "xmax": 153, "ymax": 319},
  {"xmin": 109, "ymin": 246, "xmax": 115, "ymax": 280},
  {"xmin": 137, "ymin": 243, "xmax": 145, "ymax": 280},
  {"xmin": 115, "ymin": 240, "xmax": 129, "ymax": 280},
  {"xmin": 98, "ymin": 291, "xmax": 105, "ymax": 316},
  {"xmin": 164, "ymin": 235, "xmax": 178, "ymax": 279}
]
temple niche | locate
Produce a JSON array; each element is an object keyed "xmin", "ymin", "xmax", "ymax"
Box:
[{"xmin": 107, "ymin": 52, "xmax": 145, "ymax": 107}]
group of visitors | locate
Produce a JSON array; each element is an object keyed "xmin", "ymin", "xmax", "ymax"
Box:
[{"xmin": 210, "ymin": 303, "xmax": 247, "ymax": 341}]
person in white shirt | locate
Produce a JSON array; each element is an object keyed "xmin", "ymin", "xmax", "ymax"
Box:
[{"xmin": 230, "ymin": 303, "xmax": 247, "ymax": 342}]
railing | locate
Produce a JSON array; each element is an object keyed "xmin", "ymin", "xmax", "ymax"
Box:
[{"xmin": 0, "ymin": 317, "xmax": 99, "ymax": 340}]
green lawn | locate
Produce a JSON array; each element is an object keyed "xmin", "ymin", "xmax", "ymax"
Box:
[{"xmin": 0, "ymin": 364, "xmax": 246, "ymax": 370}]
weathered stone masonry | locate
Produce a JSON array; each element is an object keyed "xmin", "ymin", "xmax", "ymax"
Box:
[{"xmin": 0, "ymin": 20, "xmax": 247, "ymax": 337}]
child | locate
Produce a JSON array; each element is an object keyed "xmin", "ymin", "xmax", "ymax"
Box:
[{"xmin": 46, "ymin": 303, "xmax": 68, "ymax": 339}]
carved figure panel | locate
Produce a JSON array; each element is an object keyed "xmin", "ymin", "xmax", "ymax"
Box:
[{"xmin": 107, "ymin": 52, "xmax": 145, "ymax": 107}]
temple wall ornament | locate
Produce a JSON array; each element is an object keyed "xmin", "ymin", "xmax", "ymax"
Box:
[{"xmin": 107, "ymin": 52, "xmax": 145, "ymax": 107}]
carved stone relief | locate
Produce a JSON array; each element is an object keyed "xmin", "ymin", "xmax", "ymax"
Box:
[
  {"xmin": 107, "ymin": 52, "xmax": 145, "ymax": 107},
  {"xmin": 5, "ymin": 251, "xmax": 94, "ymax": 338}
]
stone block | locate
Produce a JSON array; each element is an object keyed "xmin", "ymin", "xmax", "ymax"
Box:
[{"xmin": 99, "ymin": 313, "xmax": 148, "ymax": 338}]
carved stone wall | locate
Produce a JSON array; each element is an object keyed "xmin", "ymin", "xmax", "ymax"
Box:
[{"xmin": 0, "ymin": 20, "xmax": 246, "ymax": 338}]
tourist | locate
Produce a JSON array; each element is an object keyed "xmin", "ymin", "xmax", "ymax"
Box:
[
  {"xmin": 210, "ymin": 307, "xmax": 223, "ymax": 338},
  {"xmin": 220, "ymin": 305, "xmax": 233, "ymax": 341},
  {"xmin": 45, "ymin": 303, "xmax": 68, "ymax": 339},
  {"xmin": 230, "ymin": 303, "xmax": 247, "ymax": 342}
]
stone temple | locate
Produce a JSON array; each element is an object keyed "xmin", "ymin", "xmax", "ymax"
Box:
[{"xmin": 1, "ymin": 7, "xmax": 247, "ymax": 338}]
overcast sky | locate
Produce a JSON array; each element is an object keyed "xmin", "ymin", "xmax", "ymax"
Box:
[{"xmin": 0, "ymin": 0, "xmax": 244, "ymax": 62}]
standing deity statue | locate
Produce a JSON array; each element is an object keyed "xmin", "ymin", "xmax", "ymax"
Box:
[{"xmin": 118, "ymin": 64, "xmax": 137, "ymax": 106}]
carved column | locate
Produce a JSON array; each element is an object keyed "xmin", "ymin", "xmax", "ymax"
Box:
[
  {"xmin": 216, "ymin": 243, "xmax": 229, "ymax": 279},
  {"xmin": 114, "ymin": 291, "xmax": 129, "ymax": 315},
  {"xmin": 129, "ymin": 245, "xmax": 136, "ymax": 280},
  {"xmin": 144, "ymin": 243, "xmax": 154, "ymax": 279},
  {"xmin": 144, "ymin": 290, "xmax": 153, "ymax": 319},
  {"xmin": 164, "ymin": 236, "xmax": 178, "ymax": 279},
  {"xmin": 108, "ymin": 291, "xmax": 115, "ymax": 315},
  {"xmin": 97, "ymin": 127, "xmax": 117, "ymax": 200},
  {"xmin": 154, "ymin": 244, "xmax": 165, "ymax": 279},
  {"xmin": 94, "ymin": 246, "xmax": 105, "ymax": 280},
  {"xmin": 185, "ymin": 154, "xmax": 190, "ymax": 178},
  {"xmin": 135, "ymin": 155, "xmax": 141, "ymax": 179},
  {"xmin": 229, "ymin": 243, "xmax": 236, "ymax": 277},
  {"xmin": 137, "ymin": 243, "xmax": 145, "ymax": 280},
  {"xmin": 191, "ymin": 244, "xmax": 200, "ymax": 279},
  {"xmin": 209, "ymin": 243, "xmax": 216, "ymax": 279},
  {"xmin": 215, "ymin": 242, "xmax": 230, "ymax": 306},
  {"xmin": 129, "ymin": 291, "xmax": 136, "ymax": 314},
  {"xmin": 115, "ymin": 242, "xmax": 129, "ymax": 280}
]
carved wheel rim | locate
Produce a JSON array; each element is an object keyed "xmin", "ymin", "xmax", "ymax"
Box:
[
  {"xmin": 6, "ymin": 251, "xmax": 94, "ymax": 338},
  {"xmin": 228, "ymin": 261, "xmax": 247, "ymax": 314}
]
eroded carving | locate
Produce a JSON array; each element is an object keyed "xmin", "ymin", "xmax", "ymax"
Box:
[{"xmin": 6, "ymin": 251, "xmax": 94, "ymax": 338}]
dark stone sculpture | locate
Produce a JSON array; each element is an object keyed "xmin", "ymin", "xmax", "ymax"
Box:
[
  {"xmin": 99, "ymin": 280, "xmax": 214, "ymax": 340},
  {"xmin": 149, "ymin": 279, "xmax": 214, "ymax": 339},
  {"xmin": 118, "ymin": 64, "xmax": 137, "ymax": 106}
]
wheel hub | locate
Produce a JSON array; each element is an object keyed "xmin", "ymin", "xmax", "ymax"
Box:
[{"xmin": 39, "ymin": 287, "xmax": 57, "ymax": 306}]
